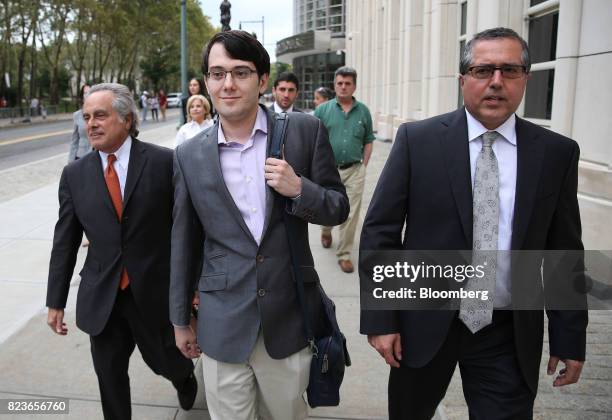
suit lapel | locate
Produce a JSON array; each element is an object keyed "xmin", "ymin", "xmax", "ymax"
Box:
[
  {"xmin": 441, "ymin": 109, "xmax": 473, "ymax": 246},
  {"xmin": 205, "ymin": 123, "xmax": 257, "ymax": 244},
  {"xmin": 88, "ymin": 152, "xmax": 117, "ymax": 218},
  {"xmin": 511, "ymin": 117, "xmax": 545, "ymax": 249},
  {"xmin": 123, "ymin": 138, "xmax": 146, "ymax": 211}
]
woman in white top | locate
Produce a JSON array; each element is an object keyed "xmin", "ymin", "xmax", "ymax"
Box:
[{"xmin": 175, "ymin": 94, "xmax": 214, "ymax": 147}]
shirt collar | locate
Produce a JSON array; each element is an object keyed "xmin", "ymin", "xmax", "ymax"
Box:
[
  {"xmin": 465, "ymin": 108, "xmax": 516, "ymax": 146},
  {"xmin": 274, "ymin": 101, "xmax": 293, "ymax": 113},
  {"xmin": 334, "ymin": 97, "xmax": 358, "ymax": 113},
  {"xmin": 99, "ymin": 136, "xmax": 132, "ymax": 169},
  {"xmin": 218, "ymin": 106, "xmax": 268, "ymax": 145},
  {"xmin": 189, "ymin": 119, "xmax": 210, "ymax": 128}
]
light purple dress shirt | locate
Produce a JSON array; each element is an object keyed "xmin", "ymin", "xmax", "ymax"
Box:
[{"xmin": 218, "ymin": 107, "xmax": 268, "ymax": 244}]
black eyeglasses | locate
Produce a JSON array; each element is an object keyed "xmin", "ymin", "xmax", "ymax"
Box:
[
  {"xmin": 206, "ymin": 67, "xmax": 257, "ymax": 82},
  {"xmin": 465, "ymin": 65, "xmax": 527, "ymax": 79}
]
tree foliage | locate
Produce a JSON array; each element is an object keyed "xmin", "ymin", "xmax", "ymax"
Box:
[{"xmin": 0, "ymin": 0, "xmax": 218, "ymax": 107}]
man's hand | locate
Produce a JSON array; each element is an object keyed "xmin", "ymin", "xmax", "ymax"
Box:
[
  {"xmin": 368, "ymin": 333, "xmax": 402, "ymax": 368},
  {"xmin": 174, "ymin": 325, "xmax": 201, "ymax": 359},
  {"xmin": 47, "ymin": 308, "xmax": 68, "ymax": 335},
  {"xmin": 547, "ymin": 356, "xmax": 584, "ymax": 387},
  {"xmin": 264, "ymin": 157, "xmax": 302, "ymax": 198}
]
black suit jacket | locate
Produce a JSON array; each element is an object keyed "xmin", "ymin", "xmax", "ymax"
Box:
[
  {"xmin": 47, "ymin": 139, "xmax": 175, "ymax": 336},
  {"xmin": 359, "ymin": 108, "xmax": 587, "ymax": 393}
]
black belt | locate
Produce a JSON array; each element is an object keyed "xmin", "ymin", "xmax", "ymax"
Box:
[{"xmin": 337, "ymin": 161, "xmax": 360, "ymax": 170}]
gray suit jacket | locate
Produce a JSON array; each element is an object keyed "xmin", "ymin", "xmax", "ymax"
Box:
[
  {"xmin": 68, "ymin": 110, "xmax": 92, "ymax": 162},
  {"xmin": 170, "ymin": 106, "xmax": 349, "ymax": 363}
]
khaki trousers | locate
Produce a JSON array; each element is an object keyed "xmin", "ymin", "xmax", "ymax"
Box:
[
  {"xmin": 322, "ymin": 162, "xmax": 366, "ymax": 260},
  {"xmin": 201, "ymin": 332, "xmax": 311, "ymax": 420}
]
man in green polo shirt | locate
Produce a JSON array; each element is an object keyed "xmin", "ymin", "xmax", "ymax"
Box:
[{"xmin": 315, "ymin": 66, "xmax": 375, "ymax": 273}]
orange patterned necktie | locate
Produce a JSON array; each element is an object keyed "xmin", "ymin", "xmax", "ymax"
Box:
[{"xmin": 105, "ymin": 154, "xmax": 129, "ymax": 290}]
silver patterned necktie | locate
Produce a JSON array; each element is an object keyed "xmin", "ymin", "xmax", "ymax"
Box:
[{"xmin": 459, "ymin": 131, "xmax": 499, "ymax": 333}]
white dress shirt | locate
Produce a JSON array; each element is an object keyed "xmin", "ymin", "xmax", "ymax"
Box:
[
  {"xmin": 466, "ymin": 109, "xmax": 517, "ymax": 308},
  {"xmin": 175, "ymin": 119, "xmax": 214, "ymax": 147},
  {"xmin": 99, "ymin": 136, "xmax": 132, "ymax": 199},
  {"xmin": 273, "ymin": 102, "xmax": 293, "ymax": 113}
]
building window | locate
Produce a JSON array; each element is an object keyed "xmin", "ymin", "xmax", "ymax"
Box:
[
  {"xmin": 524, "ymin": 69, "xmax": 555, "ymax": 119},
  {"xmin": 524, "ymin": 1, "xmax": 559, "ymax": 121},
  {"xmin": 294, "ymin": 52, "xmax": 344, "ymax": 109},
  {"xmin": 460, "ymin": 2, "xmax": 467, "ymax": 36}
]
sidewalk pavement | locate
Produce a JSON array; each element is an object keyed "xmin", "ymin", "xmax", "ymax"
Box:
[{"xmin": 0, "ymin": 120, "xmax": 609, "ymax": 419}]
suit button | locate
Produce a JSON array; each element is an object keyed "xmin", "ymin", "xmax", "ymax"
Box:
[
  {"xmin": 257, "ymin": 289, "xmax": 266, "ymax": 297},
  {"xmin": 256, "ymin": 255, "xmax": 264, "ymax": 263}
]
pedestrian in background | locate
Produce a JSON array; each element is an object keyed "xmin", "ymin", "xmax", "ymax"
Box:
[
  {"xmin": 315, "ymin": 66, "xmax": 375, "ymax": 273},
  {"xmin": 140, "ymin": 90, "xmax": 149, "ymax": 122},
  {"xmin": 30, "ymin": 97, "xmax": 40, "ymax": 117},
  {"xmin": 175, "ymin": 94, "xmax": 213, "ymax": 147},
  {"xmin": 313, "ymin": 86, "xmax": 333, "ymax": 109},
  {"xmin": 150, "ymin": 94, "xmax": 159, "ymax": 121},
  {"xmin": 159, "ymin": 89, "xmax": 168, "ymax": 121},
  {"xmin": 68, "ymin": 84, "xmax": 92, "ymax": 162},
  {"xmin": 181, "ymin": 78, "xmax": 205, "ymax": 124},
  {"xmin": 269, "ymin": 72, "xmax": 302, "ymax": 113}
]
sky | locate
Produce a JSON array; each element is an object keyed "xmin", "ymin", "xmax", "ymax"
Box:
[{"xmin": 200, "ymin": 0, "xmax": 294, "ymax": 62}]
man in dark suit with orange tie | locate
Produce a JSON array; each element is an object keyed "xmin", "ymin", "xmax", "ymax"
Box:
[{"xmin": 46, "ymin": 83, "xmax": 197, "ymax": 420}]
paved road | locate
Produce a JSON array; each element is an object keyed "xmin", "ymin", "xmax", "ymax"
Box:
[
  {"xmin": 0, "ymin": 111, "xmax": 182, "ymax": 203},
  {"xmin": 0, "ymin": 109, "xmax": 181, "ymax": 171}
]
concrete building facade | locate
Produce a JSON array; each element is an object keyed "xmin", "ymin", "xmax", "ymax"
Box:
[
  {"xmin": 346, "ymin": 0, "xmax": 612, "ymax": 249},
  {"xmin": 277, "ymin": 0, "xmax": 347, "ymax": 109}
]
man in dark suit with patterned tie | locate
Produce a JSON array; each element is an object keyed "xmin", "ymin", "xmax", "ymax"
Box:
[
  {"xmin": 46, "ymin": 83, "xmax": 197, "ymax": 420},
  {"xmin": 360, "ymin": 28, "xmax": 587, "ymax": 419}
]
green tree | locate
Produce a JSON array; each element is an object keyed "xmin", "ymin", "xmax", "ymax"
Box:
[
  {"xmin": 13, "ymin": 0, "xmax": 39, "ymax": 110},
  {"xmin": 139, "ymin": 0, "xmax": 217, "ymax": 91},
  {"xmin": 37, "ymin": 0, "xmax": 71, "ymax": 104}
]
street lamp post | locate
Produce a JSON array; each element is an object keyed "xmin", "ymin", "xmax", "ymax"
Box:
[
  {"xmin": 180, "ymin": 0, "xmax": 188, "ymax": 124},
  {"xmin": 238, "ymin": 16, "xmax": 264, "ymax": 45}
]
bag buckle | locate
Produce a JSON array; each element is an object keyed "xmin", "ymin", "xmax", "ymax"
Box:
[{"xmin": 309, "ymin": 339, "xmax": 318, "ymax": 357}]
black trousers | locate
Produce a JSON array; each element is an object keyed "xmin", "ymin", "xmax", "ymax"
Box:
[
  {"xmin": 90, "ymin": 287, "xmax": 193, "ymax": 420},
  {"xmin": 389, "ymin": 311, "xmax": 535, "ymax": 420}
]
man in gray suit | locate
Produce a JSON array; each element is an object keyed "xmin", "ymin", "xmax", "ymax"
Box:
[
  {"xmin": 68, "ymin": 84, "xmax": 93, "ymax": 162},
  {"xmin": 170, "ymin": 30, "xmax": 349, "ymax": 420}
]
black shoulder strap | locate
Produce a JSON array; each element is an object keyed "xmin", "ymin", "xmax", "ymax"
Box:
[
  {"xmin": 270, "ymin": 113, "xmax": 288, "ymax": 159},
  {"xmin": 270, "ymin": 113, "xmax": 316, "ymax": 348}
]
